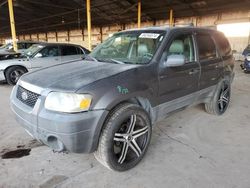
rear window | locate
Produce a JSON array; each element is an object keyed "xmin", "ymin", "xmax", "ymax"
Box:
[
  {"xmin": 213, "ymin": 33, "xmax": 231, "ymax": 57},
  {"xmin": 61, "ymin": 46, "xmax": 78, "ymax": 56},
  {"xmin": 196, "ymin": 34, "xmax": 217, "ymax": 61}
]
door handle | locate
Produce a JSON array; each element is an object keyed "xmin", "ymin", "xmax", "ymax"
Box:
[{"xmin": 189, "ymin": 69, "xmax": 199, "ymax": 75}]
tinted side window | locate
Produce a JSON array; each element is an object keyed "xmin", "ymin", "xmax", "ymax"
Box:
[
  {"xmin": 39, "ymin": 46, "xmax": 59, "ymax": 57},
  {"xmin": 76, "ymin": 47, "xmax": 84, "ymax": 55},
  {"xmin": 83, "ymin": 47, "xmax": 90, "ymax": 54},
  {"xmin": 196, "ymin": 34, "xmax": 217, "ymax": 61},
  {"xmin": 213, "ymin": 33, "xmax": 231, "ymax": 57},
  {"xmin": 26, "ymin": 43, "xmax": 34, "ymax": 49},
  {"xmin": 61, "ymin": 46, "xmax": 78, "ymax": 56},
  {"xmin": 17, "ymin": 43, "xmax": 25, "ymax": 49}
]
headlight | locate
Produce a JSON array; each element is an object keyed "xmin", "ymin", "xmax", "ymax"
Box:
[{"xmin": 45, "ymin": 92, "xmax": 92, "ymax": 113}]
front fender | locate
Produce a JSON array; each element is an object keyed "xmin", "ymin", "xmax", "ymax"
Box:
[
  {"xmin": 0, "ymin": 59, "xmax": 30, "ymax": 71},
  {"xmin": 76, "ymin": 68, "xmax": 158, "ymax": 111},
  {"xmin": 95, "ymin": 85, "xmax": 154, "ymax": 111}
]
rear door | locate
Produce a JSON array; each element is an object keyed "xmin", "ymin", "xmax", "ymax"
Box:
[
  {"xmin": 195, "ymin": 32, "xmax": 222, "ymax": 89},
  {"xmin": 212, "ymin": 32, "xmax": 234, "ymax": 75},
  {"xmin": 60, "ymin": 45, "xmax": 84, "ymax": 63},
  {"xmin": 158, "ymin": 31, "xmax": 200, "ymax": 106},
  {"xmin": 30, "ymin": 45, "xmax": 61, "ymax": 70}
]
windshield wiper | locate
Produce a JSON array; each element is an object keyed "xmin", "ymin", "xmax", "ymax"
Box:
[
  {"xmin": 109, "ymin": 59, "xmax": 125, "ymax": 64},
  {"xmin": 84, "ymin": 56, "xmax": 125, "ymax": 64}
]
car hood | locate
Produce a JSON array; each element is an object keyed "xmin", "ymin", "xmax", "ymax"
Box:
[{"xmin": 20, "ymin": 60, "xmax": 139, "ymax": 92}]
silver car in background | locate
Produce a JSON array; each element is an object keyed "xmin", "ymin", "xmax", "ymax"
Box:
[
  {"xmin": 0, "ymin": 41, "xmax": 40, "ymax": 55},
  {"xmin": 0, "ymin": 43, "xmax": 90, "ymax": 85}
]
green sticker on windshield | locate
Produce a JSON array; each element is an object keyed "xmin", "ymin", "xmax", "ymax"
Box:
[{"xmin": 117, "ymin": 86, "xmax": 129, "ymax": 94}]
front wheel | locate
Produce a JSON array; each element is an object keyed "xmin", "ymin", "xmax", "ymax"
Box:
[
  {"xmin": 5, "ymin": 66, "xmax": 27, "ymax": 85},
  {"xmin": 205, "ymin": 80, "xmax": 231, "ymax": 115},
  {"xmin": 94, "ymin": 103, "xmax": 152, "ymax": 171}
]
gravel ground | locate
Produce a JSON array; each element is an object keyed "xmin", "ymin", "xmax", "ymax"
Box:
[{"xmin": 0, "ymin": 62, "xmax": 249, "ymax": 188}]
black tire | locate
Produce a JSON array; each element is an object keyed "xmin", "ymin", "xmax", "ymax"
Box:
[
  {"xmin": 94, "ymin": 103, "xmax": 152, "ymax": 171},
  {"xmin": 205, "ymin": 80, "xmax": 231, "ymax": 115},
  {"xmin": 5, "ymin": 66, "xmax": 27, "ymax": 85}
]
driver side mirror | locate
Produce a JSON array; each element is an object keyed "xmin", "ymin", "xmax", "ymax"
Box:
[
  {"xmin": 164, "ymin": 54, "xmax": 185, "ymax": 67},
  {"xmin": 35, "ymin": 53, "xmax": 42, "ymax": 58}
]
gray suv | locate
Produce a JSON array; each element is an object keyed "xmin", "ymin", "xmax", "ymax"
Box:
[
  {"xmin": 0, "ymin": 43, "xmax": 89, "ymax": 85},
  {"xmin": 10, "ymin": 27, "xmax": 234, "ymax": 171}
]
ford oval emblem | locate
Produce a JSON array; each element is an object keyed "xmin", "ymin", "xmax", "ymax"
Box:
[{"xmin": 21, "ymin": 92, "xmax": 28, "ymax": 101}]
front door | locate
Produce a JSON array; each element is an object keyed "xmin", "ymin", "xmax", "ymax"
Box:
[
  {"xmin": 158, "ymin": 32, "xmax": 200, "ymax": 112},
  {"xmin": 30, "ymin": 45, "xmax": 61, "ymax": 71}
]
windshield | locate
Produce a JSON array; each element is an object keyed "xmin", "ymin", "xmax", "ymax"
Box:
[
  {"xmin": 24, "ymin": 44, "xmax": 44, "ymax": 57},
  {"xmin": 0, "ymin": 43, "xmax": 12, "ymax": 50},
  {"xmin": 89, "ymin": 31, "xmax": 166, "ymax": 64}
]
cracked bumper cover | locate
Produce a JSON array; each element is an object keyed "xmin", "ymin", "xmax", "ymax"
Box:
[{"xmin": 10, "ymin": 85, "xmax": 109, "ymax": 153}]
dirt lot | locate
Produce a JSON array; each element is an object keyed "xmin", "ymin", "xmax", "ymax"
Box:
[{"xmin": 0, "ymin": 62, "xmax": 250, "ymax": 188}]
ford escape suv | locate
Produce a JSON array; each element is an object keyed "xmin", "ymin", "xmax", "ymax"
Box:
[{"xmin": 10, "ymin": 27, "xmax": 234, "ymax": 171}]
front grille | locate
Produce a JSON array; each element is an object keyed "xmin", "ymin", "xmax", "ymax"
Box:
[{"xmin": 16, "ymin": 86, "xmax": 40, "ymax": 108}]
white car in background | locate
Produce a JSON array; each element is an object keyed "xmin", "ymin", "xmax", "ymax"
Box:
[
  {"xmin": 0, "ymin": 43, "xmax": 90, "ymax": 85},
  {"xmin": 0, "ymin": 41, "xmax": 40, "ymax": 55}
]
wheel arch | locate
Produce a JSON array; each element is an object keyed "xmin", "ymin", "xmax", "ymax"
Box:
[
  {"xmin": 109, "ymin": 96, "xmax": 154, "ymax": 121},
  {"xmin": 91, "ymin": 96, "xmax": 154, "ymax": 152},
  {"xmin": 4, "ymin": 65, "xmax": 28, "ymax": 77}
]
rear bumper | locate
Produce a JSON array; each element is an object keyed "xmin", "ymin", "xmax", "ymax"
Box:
[{"xmin": 10, "ymin": 84, "xmax": 109, "ymax": 153}]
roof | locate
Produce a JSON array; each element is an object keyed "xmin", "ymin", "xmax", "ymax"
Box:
[
  {"xmin": 17, "ymin": 40, "xmax": 41, "ymax": 43},
  {"xmin": 38, "ymin": 42, "xmax": 82, "ymax": 47},
  {"xmin": 0, "ymin": 0, "xmax": 249, "ymax": 37},
  {"xmin": 120, "ymin": 25, "xmax": 220, "ymax": 33},
  {"xmin": 34, "ymin": 43, "xmax": 87, "ymax": 50}
]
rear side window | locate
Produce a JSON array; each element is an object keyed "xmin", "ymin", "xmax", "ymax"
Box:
[
  {"xmin": 213, "ymin": 33, "xmax": 231, "ymax": 57},
  {"xmin": 61, "ymin": 46, "xmax": 78, "ymax": 56},
  {"xmin": 196, "ymin": 34, "xmax": 217, "ymax": 61}
]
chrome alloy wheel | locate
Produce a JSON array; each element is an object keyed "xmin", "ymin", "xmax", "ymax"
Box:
[
  {"xmin": 217, "ymin": 82, "xmax": 230, "ymax": 113},
  {"xmin": 113, "ymin": 114, "xmax": 149, "ymax": 165},
  {"xmin": 10, "ymin": 69, "xmax": 25, "ymax": 84}
]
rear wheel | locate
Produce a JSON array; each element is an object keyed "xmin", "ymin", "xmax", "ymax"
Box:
[
  {"xmin": 5, "ymin": 66, "xmax": 27, "ymax": 85},
  {"xmin": 205, "ymin": 80, "xmax": 231, "ymax": 115},
  {"xmin": 94, "ymin": 103, "xmax": 152, "ymax": 171}
]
